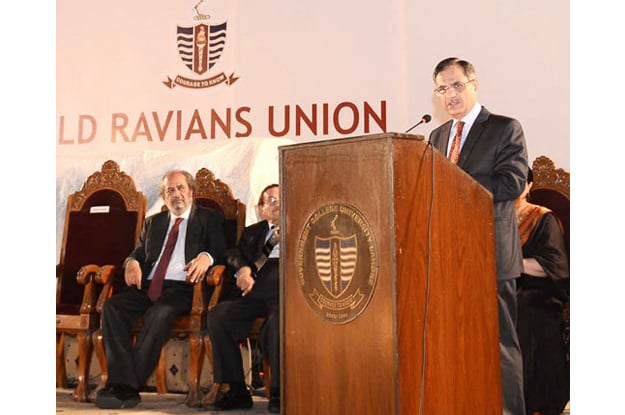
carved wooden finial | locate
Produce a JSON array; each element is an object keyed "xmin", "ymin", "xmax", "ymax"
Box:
[
  {"xmin": 531, "ymin": 155, "xmax": 570, "ymax": 199},
  {"xmin": 194, "ymin": 168, "xmax": 240, "ymax": 218},
  {"xmin": 70, "ymin": 160, "xmax": 142, "ymax": 210}
]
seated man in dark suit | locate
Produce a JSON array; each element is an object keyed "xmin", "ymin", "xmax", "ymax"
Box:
[
  {"xmin": 202, "ymin": 183, "xmax": 281, "ymax": 413},
  {"xmin": 95, "ymin": 169, "xmax": 226, "ymax": 409}
]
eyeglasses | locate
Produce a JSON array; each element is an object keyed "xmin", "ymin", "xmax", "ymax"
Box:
[
  {"xmin": 434, "ymin": 79, "xmax": 475, "ymax": 97},
  {"xmin": 263, "ymin": 196, "xmax": 279, "ymax": 207}
]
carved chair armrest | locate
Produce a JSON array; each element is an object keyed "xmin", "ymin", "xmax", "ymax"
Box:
[
  {"xmin": 205, "ymin": 265, "xmax": 226, "ymax": 310},
  {"xmin": 76, "ymin": 264, "xmax": 101, "ymax": 315},
  {"xmin": 185, "ymin": 264, "xmax": 227, "ymax": 316},
  {"xmin": 56, "ymin": 263, "xmax": 63, "ymax": 304},
  {"xmin": 184, "ymin": 266, "xmax": 217, "ymax": 318},
  {"xmin": 205, "ymin": 265, "xmax": 225, "ymax": 287},
  {"xmin": 94, "ymin": 265, "xmax": 116, "ymax": 314}
]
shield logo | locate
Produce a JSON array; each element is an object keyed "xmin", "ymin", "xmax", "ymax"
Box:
[
  {"xmin": 297, "ymin": 203, "xmax": 378, "ymax": 324},
  {"xmin": 314, "ymin": 235, "xmax": 357, "ymax": 298},
  {"xmin": 176, "ymin": 22, "xmax": 227, "ymax": 75}
]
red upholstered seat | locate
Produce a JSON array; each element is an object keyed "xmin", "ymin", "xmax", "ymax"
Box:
[{"xmin": 56, "ymin": 160, "xmax": 146, "ymax": 402}]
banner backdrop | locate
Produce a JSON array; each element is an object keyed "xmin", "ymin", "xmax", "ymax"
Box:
[{"xmin": 57, "ymin": 0, "xmax": 569, "ymax": 257}]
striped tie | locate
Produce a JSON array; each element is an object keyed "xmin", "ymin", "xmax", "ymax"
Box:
[{"xmin": 448, "ymin": 121, "xmax": 464, "ymax": 164}]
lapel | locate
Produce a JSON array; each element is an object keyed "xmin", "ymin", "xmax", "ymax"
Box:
[
  {"xmin": 184, "ymin": 204, "xmax": 200, "ymax": 261},
  {"xmin": 255, "ymin": 220, "xmax": 270, "ymax": 253},
  {"xmin": 150, "ymin": 211, "xmax": 170, "ymax": 263},
  {"xmin": 439, "ymin": 121, "xmax": 453, "ymax": 155},
  {"xmin": 153, "ymin": 211, "xmax": 169, "ymax": 246},
  {"xmin": 457, "ymin": 106, "xmax": 490, "ymax": 168}
]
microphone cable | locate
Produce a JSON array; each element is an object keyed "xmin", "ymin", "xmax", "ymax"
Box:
[{"xmin": 418, "ymin": 141, "xmax": 435, "ymax": 415}]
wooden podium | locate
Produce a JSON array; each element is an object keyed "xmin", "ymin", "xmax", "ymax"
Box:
[{"xmin": 279, "ymin": 133, "xmax": 502, "ymax": 414}]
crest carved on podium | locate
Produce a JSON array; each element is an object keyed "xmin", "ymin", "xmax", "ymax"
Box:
[{"xmin": 296, "ymin": 203, "xmax": 378, "ymax": 324}]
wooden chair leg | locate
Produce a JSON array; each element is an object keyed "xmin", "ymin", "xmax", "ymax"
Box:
[
  {"xmin": 92, "ymin": 329, "xmax": 170, "ymax": 398},
  {"xmin": 185, "ymin": 333, "xmax": 205, "ymax": 407},
  {"xmin": 154, "ymin": 346, "xmax": 168, "ymax": 394},
  {"xmin": 203, "ymin": 335, "xmax": 214, "ymax": 375},
  {"xmin": 56, "ymin": 332, "xmax": 67, "ymax": 388},
  {"xmin": 200, "ymin": 382, "xmax": 226, "ymax": 407},
  {"xmin": 72, "ymin": 330, "xmax": 92, "ymax": 402},
  {"xmin": 240, "ymin": 339, "xmax": 252, "ymax": 390},
  {"xmin": 88, "ymin": 329, "xmax": 107, "ymax": 402}
]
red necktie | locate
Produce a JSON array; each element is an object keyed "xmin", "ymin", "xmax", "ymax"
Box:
[
  {"xmin": 148, "ymin": 217, "xmax": 183, "ymax": 302},
  {"xmin": 448, "ymin": 121, "xmax": 465, "ymax": 164}
]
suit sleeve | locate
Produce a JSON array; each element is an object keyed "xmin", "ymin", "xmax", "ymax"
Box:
[
  {"xmin": 491, "ymin": 118, "xmax": 528, "ymax": 203},
  {"xmin": 202, "ymin": 210, "xmax": 227, "ymax": 264},
  {"xmin": 126, "ymin": 216, "xmax": 151, "ymax": 267},
  {"xmin": 225, "ymin": 223, "xmax": 264, "ymax": 278},
  {"xmin": 530, "ymin": 214, "xmax": 569, "ymax": 282}
]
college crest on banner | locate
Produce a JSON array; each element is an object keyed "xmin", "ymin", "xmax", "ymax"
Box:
[
  {"xmin": 163, "ymin": 2, "xmax": 238, "ymax": 89},
  {"xmin": 176, "ymin": 23, "xmax": 226, "ymax": 75}
]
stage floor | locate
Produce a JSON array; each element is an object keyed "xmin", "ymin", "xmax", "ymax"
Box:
[
  {"xmin": 56, "ymin": 387, "xmax": 270, "ymax": 415},
  {"xmin": 56, "ymin": 387, "xmax": 571, "ymax": 414}
]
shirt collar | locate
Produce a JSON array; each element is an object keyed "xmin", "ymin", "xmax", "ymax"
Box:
[
  {"xmin": 171, "ymin": 205, "xmax": 191, "ymax": 222},
  {"xmin": 454, "ymin": 102, "xmax": 482, "ymax": 130}
]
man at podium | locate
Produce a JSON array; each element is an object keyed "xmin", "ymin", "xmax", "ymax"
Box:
[{"xmin": 428, "ymin": 57, "xmax": 528, "ymax": 415}]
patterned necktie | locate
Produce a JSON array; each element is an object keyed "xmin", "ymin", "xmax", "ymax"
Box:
[
  {"xmin": 148, "ymin": 217, "xmax": 184, "ymax": 302},
  {"xmin": 448, "ymin": 121, "xmax": 465, "ymax": 164},
  {"xmin": 254, "ymin": 226, "xmax": 279, "ymax": 271}
]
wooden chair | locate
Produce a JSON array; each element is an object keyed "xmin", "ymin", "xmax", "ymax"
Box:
[
  {"xmin": 91, "ymin": 167, "xmax": 246, "ymax": 407},
  {"xmin": 56, "ymin": 160, "xmax": 146, "ymax": 402},
  {"xmin": 529, "ymin": 155, "xmax": 570, "ymax": 355},
  {"xmin": 529, "ymin": 155, "xmax": 570, "ymax": 252},
  {"xmin": 244, "ymin": 317, "xmax": 272, "ymax": 396}
]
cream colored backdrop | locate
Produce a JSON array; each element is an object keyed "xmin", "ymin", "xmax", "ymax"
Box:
[{"xmin": 56, "ymin": 0, "xmax": 569, "ymax": 257}]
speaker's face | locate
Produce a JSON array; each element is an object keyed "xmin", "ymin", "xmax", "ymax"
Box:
[{"xmin": 434, "ymin": 64, "xmax": 478, "ymax": 121}]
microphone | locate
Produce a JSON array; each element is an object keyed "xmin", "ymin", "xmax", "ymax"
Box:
[{"xmin": 404, "ymin": 114, "xmax": 432, "ymax": 134}]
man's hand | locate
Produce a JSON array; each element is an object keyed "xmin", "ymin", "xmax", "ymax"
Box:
[
  {"xmin": 185, "ymin": 253, "xmax": 212, "ymax": 284},
  {"xmin": 235, "ymin": 266, "xmax": 255, "ymax": 296},
  {"xmin": 124, "ymin": 259, "xmax": 142, "ymax": 289}
]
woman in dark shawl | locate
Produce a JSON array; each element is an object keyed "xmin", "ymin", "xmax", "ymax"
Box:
[{"xmin": 515, "ymin": 168, "xmax": 570, "ymax": 415}]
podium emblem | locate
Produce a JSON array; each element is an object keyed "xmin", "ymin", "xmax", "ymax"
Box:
[
  {"xmin": 314, "ymin": 234, "xmax": 357, "ymax": 298},
  {"xmin": 296, "ymin": 203, "xmax": 378, "ymax": 324}
]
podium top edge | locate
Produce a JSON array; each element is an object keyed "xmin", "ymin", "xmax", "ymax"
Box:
[{"xmin": 278, "ymin": 132, "xmax": 425, "ymax": 151}]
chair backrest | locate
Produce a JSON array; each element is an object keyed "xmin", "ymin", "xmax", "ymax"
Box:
[
  {"xmin": 193, "ymin": 167, "xmax": 246, "ymax": 249},
  {"xmin": 529, "ymin": 155, "xmax": 570, "ymax": 253},
  {"xmin": 57, "ymin": 160, "xmax": 146, "ymax": 308}
]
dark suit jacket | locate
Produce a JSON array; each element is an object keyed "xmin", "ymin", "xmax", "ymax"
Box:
[
  {"xmin": 429, "ymin": 106, "xmax": 528, "ymax": 280},
  {"xmin": 225, "ymin": 219, "xmax": 273, "ymax": 279},
  {"xmin": 127, "ymin": 203, "xmax": 227, "ymax": 283}
]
